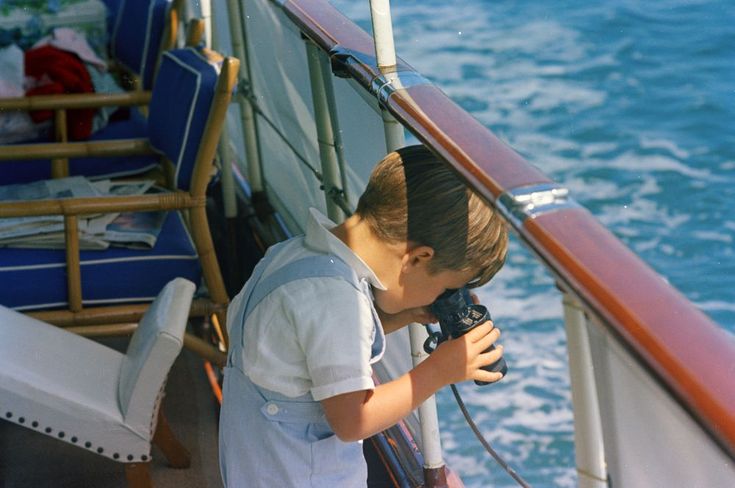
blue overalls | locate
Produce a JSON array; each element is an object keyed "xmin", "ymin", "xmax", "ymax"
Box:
[{"xmin": 219, "ymin": 239, "xmax": 385, "ymax": 487}]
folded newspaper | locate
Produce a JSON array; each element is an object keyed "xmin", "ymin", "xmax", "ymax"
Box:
[{"xmin": 0, "ymin": 176, "xmax": 167, "ymax": 250}]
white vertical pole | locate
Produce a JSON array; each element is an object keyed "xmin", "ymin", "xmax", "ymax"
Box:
[
  {"xmin": 317, "ymin": 51, "xmax": 351, "ymax": 208},
  {"xmin": 306, "ymin": 41, "xmax": 344, "ymax": 223},
  {"xmin": 224, "ymin": 0, "xmax": 265, "ymax": 194},
  {"xmin": 209, "ymin": 5, "xmax": 237, "ymax": 219},
  {"xmin": 369, "ymin": 0, "xmax": 405, "ymax": 152},
  {"xmin": 369, "ymin": 0, "xmax": 445, "ymax": 475},
  {"xmin": 563, "ymin": 294, "xmax": 609, "ymax": 488},
  {"xmin": 200, "ymin": 0, "xmax": 213, "ymax": 49}
]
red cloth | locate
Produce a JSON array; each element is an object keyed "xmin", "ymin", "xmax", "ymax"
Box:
[{"xmin": 24, "ymin": 45, "xmax": 95, "ymax": 141}]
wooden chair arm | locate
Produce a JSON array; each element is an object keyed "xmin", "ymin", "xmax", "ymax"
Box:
[
  {"xmin": 0, "ymin": 91, "xmax": 152, "ymax": 111},
  {"xmin": 0, "ymin": 139, "xmax": 155, "ymax": 161},
  {"xmin": 0, "ymin": 193, "xmax": 200, "ymax": 218}
]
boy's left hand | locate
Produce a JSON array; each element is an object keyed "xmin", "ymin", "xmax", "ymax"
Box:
[{"xmin": 376, "ymin": 305, "xmax": 436, "ymax": 334}]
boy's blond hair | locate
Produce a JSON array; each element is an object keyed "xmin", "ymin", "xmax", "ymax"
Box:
[{"xmin": 355, "ymin": 145, "xmax": 508, "ymax": 287}]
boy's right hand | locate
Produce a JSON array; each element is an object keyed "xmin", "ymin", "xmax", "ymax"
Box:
[{"xmin": 429, "ymin": 320, "xmax": 504, "ymax": 385}]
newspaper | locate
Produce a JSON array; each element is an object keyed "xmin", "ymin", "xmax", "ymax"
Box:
[
  {"xmin": 0, "ymin": 176, "xmax": 165, "ymax": 250},
  {"xmin": 103, "ymin": 186, "xmax": 167, "ymax": 249},
  {"xmin": 0, "ymin": 176, "xmax": 97, "ymax": 240}
]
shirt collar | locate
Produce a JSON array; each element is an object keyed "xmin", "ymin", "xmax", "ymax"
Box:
[{"xmin": 303, "ymin": 208, "xmax": 386, "ymax": 291}]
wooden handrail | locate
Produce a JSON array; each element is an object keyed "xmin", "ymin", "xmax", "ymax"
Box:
[{"xmin": 278, "ymin": 0, "xmax": 735, "ymax": 459}]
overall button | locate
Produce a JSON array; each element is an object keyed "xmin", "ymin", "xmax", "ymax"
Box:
[{"xmin": 265, "ymin": 403, "xmax": 279, "ymax": 416}]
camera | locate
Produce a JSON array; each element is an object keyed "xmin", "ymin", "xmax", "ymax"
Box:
[{"xmin": 425, "ymin": 287, "xmax": 507, "ymax": 385}]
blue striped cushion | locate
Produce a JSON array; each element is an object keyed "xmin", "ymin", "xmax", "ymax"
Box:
[
  {"xmin": 111, "ymin": 0, "xmax": 171, "ymax": 89},
  {"xmin": 0, "ymin": 110, "xmax": 155, "ymax": 185},
  {"xmin": 148, "ymin": 48, "xmax": 220, "ymax": 191},
  {"xmin": 0, "ymin": 211, "xmax": 200, "ymax": 311}
]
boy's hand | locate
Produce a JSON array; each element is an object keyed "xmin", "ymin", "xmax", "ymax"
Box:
[
  {"xmin": 429, "ymin": 319, "xmax": 504, "ymax": 385},
  {"xmin": 376, "ymin": 304, "xmax": 436, "ymax": 334}
]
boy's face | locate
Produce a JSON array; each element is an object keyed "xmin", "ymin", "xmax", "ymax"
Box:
[{"xmin": 373, "ymin": 252, "xmax": 475, "ymax": 314}]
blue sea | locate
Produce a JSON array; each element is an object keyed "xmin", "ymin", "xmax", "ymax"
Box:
[{"xmin": 332, "ymin": 1, "xmax": 735, "ymax": 486}]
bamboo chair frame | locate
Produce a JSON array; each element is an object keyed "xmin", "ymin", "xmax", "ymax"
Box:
[{"xmin": 0, "ymin": 53, "xmax": 238, "ymax": 364}]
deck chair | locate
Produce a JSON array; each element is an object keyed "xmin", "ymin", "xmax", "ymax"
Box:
[
  {"xmin": 0, "ymin": 0, "xmax": 188, "ymax": 186},
  {"xmin": 110, "ymin": 0, "xmax": 184, "ymax": 91},
  {"xmin": 0, "ymin": 278, "xmax": 195, "ymax": 487},
  {"xmin": 0, "ymin": 47, "xmax": 238, "ymax": 352}
]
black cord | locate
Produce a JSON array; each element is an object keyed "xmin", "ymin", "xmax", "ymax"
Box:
[{"xmin": 450, "ymin": 384, "xmax": 532, "ymax": 488}]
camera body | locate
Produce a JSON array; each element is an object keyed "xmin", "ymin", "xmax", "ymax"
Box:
[{"xmin": 428, "ymin": 288, "xmax": 507, "ymax": 384}]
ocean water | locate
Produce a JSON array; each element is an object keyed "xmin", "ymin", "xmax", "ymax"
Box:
[{"xmin": 331, "ymin": 1, "xmax": 735, "ymax": 486}]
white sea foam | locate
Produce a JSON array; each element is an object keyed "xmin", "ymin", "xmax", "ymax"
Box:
[
  {"xmin": 639, "ymin": 136, "xmax": 691, "ymax": 160},
  {"xmin": 692, "ymin": 230, "xmax": 733, "ymax": 244},
  {"xmin": 597, "ymin": 198, "xmax": 690, "ymax": 231},
  {"xmin": 696, "ymin": 301, "xmax": 735, "ymax": 315},
  {"xmin": 607, "ymin": 151, "xmax": 717, "ymax": 180},
  {"xmin": 581, "ymin": 142, "xmax": 619, "ymax": 158},
  {"xmin": 564, "ymin": 176, "xmax": 625, "ymax": 201}
]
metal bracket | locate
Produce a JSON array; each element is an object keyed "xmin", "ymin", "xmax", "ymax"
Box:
[
  {"xmin": 329, "ymin": 45, "xmax": 431, "ymax": 105},
  {"xmin": 329, "ymin": 45, "xmax": 377, "ymax": 78},
  {"xmin": 497, "ymin": 183, "xmax": 579, "ymax": 227},
  {"xmin": 370, "ymin": 70, "xmax": 432, "ymax": 105}
]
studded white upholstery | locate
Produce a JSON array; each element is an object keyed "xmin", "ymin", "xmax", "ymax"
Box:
[{"xmin": 0, "ymin": 278, "xmax": 195, "ymax": 464}]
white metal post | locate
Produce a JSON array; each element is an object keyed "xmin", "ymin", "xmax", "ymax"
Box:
[
  {"xmin": 305, "ymin": 41, "xmax": 344, "ymax": 223},
  {"xmin": 369, "ymin": 0, "xmax": 445, "ymax": 474},
  {"xmin": 563, "ymin": 294, "xmax": 609, "ymax": 488},
  {"xmin": 317, "ymin": 50, "xmax": 351, "ymax": 209},
  {"xmin": 369, "ymin": 0, "xmax": 406, "ymax": 153},
  {"xmin": 224, "ymin": 0, "xmax": 265, "ymax": 194},
  {"xmin": 209, "ymin": 4, "xmax": 237, "ymax": 219},
  {"xmin": 200, "ymin": 0, "xmax": 213, "ymax": 50}
]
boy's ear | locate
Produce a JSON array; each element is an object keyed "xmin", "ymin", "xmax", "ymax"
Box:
[{"xmin": 402, "ymin": 245, "xmax": 435, "ymax": 271}]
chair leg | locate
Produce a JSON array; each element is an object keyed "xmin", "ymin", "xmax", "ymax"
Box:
[
  {"xmin": 153, "ymin": 409, "xmax": 191, "ymax": 468},
  {"xmin": 125, "ymin": 462, "xmax": 153, "ymax": 488}
]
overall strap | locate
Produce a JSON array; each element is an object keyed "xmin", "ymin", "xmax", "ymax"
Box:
[
  {"xmin": 227, "ymin": 241, "xmax": 363, "ymax": 368},
  {"xmin": 243, "ymin": 255, "xmax": 360, "ymax": 323},
  {"xmin": 226, "ymin": 241, "xmax": 284, "ymax": 366}
]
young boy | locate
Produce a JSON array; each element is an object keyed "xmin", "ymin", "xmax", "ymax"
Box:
[{"xmin": 219, "ymin": 145, "xmax": 509, "ymax": 487}]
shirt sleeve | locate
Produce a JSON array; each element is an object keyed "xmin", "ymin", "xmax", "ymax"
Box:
[{"xmin": 283, "ymin": 277, "xmax": 377, "ymax": 401}]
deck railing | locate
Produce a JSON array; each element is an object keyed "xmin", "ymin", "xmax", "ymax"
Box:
[
  {"xmin": 278, "ymin": 0, "xmax": 735, "ymax": 460},
  {"xmin": 211, "ymin": 0, "xmax": 735, "ymax": 484}
]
